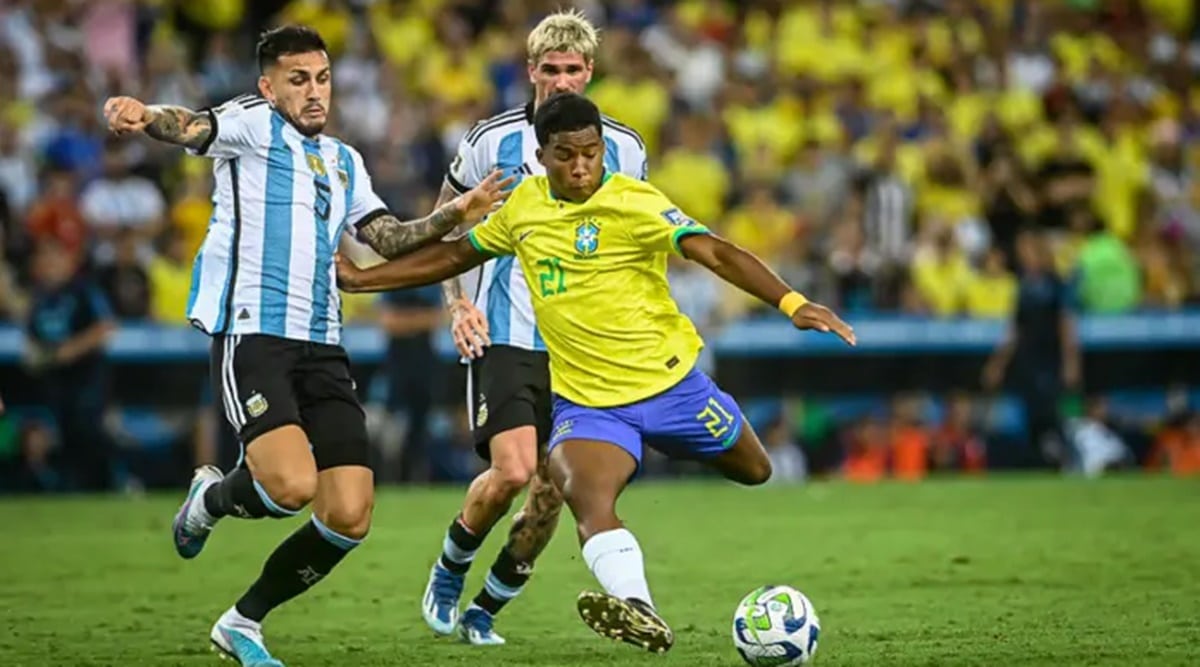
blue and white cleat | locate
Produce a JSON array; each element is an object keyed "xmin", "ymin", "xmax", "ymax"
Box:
[
  {"xmin": 210, "ymin": 619, "xmax": 284, "ymax": 667},
  {"xmin": 172, "ymin": 465, "xmax": 223, "ymax": 559},
  {"xmin": 459, "ymin": 606, "xmax": 506, "ymax": 645},
  {"xmin": 421, "ymin": 562, "xmax": 465, "ymax": 635}
]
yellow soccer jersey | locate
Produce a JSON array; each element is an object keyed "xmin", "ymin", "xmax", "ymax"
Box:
[{"xmin": 468, "ymin": 173, "xmax": 709, "ymax": 408}]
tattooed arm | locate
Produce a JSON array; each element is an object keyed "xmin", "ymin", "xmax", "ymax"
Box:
[
  {"xmin": 433, "ymin": 180, "xmax": 493, "ymax": 358},
  {"xmin": 143, "ymin": 105, "xmax": 213, "ymax": 149},
  {"xmin": 355, "ymin": 170, "xmax": 513, "ymax": 261},
  {"xmin": 355, "ymin": 201, "xmax": 465, "ymax": 260},
  {"xmin": 103, "ymin": 97, "xmax": 213, "ymax": 150}
]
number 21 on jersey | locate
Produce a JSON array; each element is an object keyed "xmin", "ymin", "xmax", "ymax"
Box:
[
  {"xmin": 536, "ymin": 257, "xmax": 567, "ymax": 297},
  {"xmin": 697, "ymin": 396, "xmax": 736, "ymax": 440}
]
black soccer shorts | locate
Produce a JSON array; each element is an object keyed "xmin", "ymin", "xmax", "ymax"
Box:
[
  {"xmin": 467, "ymin": 344, "xmax": 552, "ymax": 461},
  {"xmin": 211, "ymin": 334, "xmax": 369, "ymax": 470}
]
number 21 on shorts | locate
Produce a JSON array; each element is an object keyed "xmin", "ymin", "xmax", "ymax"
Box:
[{"xmin": 696, "ymin": 396, "xmax": 735, "ymax": 440}]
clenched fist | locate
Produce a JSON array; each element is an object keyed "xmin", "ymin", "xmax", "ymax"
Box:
[{"xmin": 103, "ymin": 96, "xmax": 151, "ymax": 135}]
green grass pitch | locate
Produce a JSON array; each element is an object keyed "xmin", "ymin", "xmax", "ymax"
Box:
[{"xmin": 2, "ymin": 476, "xmax": 1198, "ymax": 666}]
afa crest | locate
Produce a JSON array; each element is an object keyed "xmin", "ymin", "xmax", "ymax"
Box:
[
  {"xmin": 337, "ymin": 169, "xmax": 349, "ymax": 189},
  {"xmin": 306, "ymin": 153, "xmax": 327, "ymax": 177},
  {"xmin": 574, "ymin": 220, "xmax": 600, "ymax": 257},
  {"xmin": 245, "ymin": 392, "xmax": 269, "ymax": 418}
]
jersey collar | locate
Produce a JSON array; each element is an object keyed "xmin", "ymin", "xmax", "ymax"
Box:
[{"xmin": 549, "ymin": 170, "xmax": 612, "ymax": 203}]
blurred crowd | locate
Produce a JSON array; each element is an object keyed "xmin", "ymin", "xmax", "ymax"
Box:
[
  {"xmin": 2, "ymin": 0, "xmax": 1200, "ymax": 491},
  {"xmin": 0, "ymin": 0, "xmax": 1198, "ymax": 327}
]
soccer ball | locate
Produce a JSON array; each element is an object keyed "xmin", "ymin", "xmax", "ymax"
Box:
[{"xmin": 731, "ymin": 585, "xmax": 821, "ymax": 665}]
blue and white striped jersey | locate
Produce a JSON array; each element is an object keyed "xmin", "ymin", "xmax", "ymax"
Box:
[
  {"xmin": 185, "ymin": 95, "xmax": 387, "ymax": 345},
  {"xmin": 446, "ymin": 103, "xmax": 648, "ymax": 352}
]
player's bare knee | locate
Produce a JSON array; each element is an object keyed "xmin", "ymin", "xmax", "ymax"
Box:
[
  {"xmin": 745, "ymin": 456, "xmax": 773, "ymax": 486},
  {"xmin": 493, "ymin": 461, "xmax": 535, "ymax": 497},
  {"xmin": 257, "ymin": 469, "xmax": 318, "ymax": 510},
  {"xmin": 318, "ymin": 497, "xmax": 373, "ymax": 540}
]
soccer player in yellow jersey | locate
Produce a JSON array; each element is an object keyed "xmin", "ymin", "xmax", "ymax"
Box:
[{"xmin": 336, "ymin": 93, "xmax": 855, "ymax": 653}]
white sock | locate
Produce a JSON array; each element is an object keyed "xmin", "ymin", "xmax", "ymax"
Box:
[
  {"xmin": 218, "ymin": 606, "xmax": 261, "ymax": 633},
  {"xmin": 582, "ymin": 528, "xmax": 653, "ymax": 608}
]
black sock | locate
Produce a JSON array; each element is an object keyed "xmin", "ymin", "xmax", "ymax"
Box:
[
  {"xmin": 235, "ymin": 517, "xmax": 361, "ymax": 622},
  {"xmin": 203, "ymin": 468, "xmax": 296, "ymax": 519},
  {"xmin": 473, "ymin": 546, "xmax": 531, "ymax": 616},
  {"xmin": 439, "ymin": 514, "xmax": 486, "ymax": 575}
]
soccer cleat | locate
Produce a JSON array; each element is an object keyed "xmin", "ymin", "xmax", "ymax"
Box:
[
  {"xmin": 576, "ymin": 591, "xmax": 674, "ymax": 654},
  {"xmin": 459, "ymin": 606, "xmax": 507, "ymax": 645},
  {"xmin": 210, "ymin": 621, "xmax": 284, "ymax": 667},
  {"xmin": 422, "ymin": 562, "xmax": 465, "ymax": 635},
  {"xmin": 172, "ymin": 465, "xmax": 223, "ymax": 559}
]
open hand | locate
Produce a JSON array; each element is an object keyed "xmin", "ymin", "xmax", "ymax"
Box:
[
  {"xmin": 103, "ymin": 96, "xmax": 151, "ymax": 135},
  {"xmin": 450, "ymin": 297, "xmax": 489, "ymax": 359},
  {"xmin": 791, "ymin": 302, "xmax": 856, "ymax": 346},
  {"xmin": 454, "ymin": 170, "xmax": 516, "ymax": 223}
]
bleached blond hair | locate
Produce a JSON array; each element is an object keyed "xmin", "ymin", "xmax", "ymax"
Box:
[{"xmin": 526, "ymin": 9, "xmax": 599, "ymax": 64}]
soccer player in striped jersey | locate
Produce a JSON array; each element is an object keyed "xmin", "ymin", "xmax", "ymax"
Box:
[
  {"xmin": 420, "ymin": 10, "xmax": 649, "ymax": 645},
  {"xmin": 103, "ymin": 26, "xmax": 509, "ymax": 667}
]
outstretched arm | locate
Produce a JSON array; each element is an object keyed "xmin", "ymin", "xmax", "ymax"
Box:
[
  {"xmin": 679, "ymin": 232, "xmax": 855, "ymax": 345},
  {"xmin": 104, "ymin": 97, "xmax": 213, "ymax": 150},
  {"xmin": 337, "ymin": 237, "xmax": 491, "ymax": 293},
  {"xmin": 355, "ymin": 170, "xmax": 513, "ymax": 260},
  {"xmin": 355, "ymin": 203, "xmax": 464, "ymax": 260}
]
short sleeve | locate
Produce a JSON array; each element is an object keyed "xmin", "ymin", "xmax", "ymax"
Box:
[
  {"xmin": 466, "ymin": 200, "xmax": 514, "ymax": 257},
  {"xmin": 623, "ymin": 135, "xmax": 650, "ymax": 181},
  {"xmin": 628, "ymin": 187, "xmax": 710, "ymax": 256},
  {"xmin": 187, "ymin": 95, "xmax": 270, "ymax": 159},
  {"xmin": 604, "ymin": 121, "xmax": 650, "ymax": 181},
  {"xmin": 341, "ymin": 146, "xmax": 389, "ymax": 235},
  {"xmin": 445, "ymin": 128, "xmax": 491, "ymax": 195}
]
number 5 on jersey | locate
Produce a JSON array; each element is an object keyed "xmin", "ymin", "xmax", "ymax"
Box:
[
  {"xmin": 697, "ymin": 396, "xmax": 735, "ymax": 439},
  {"xmin": 537, "ymin": 257, "xmax": 567, "ymax": 297}
]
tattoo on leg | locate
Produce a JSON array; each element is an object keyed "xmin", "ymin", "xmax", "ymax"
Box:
[{"xmin": 504, "ymin": 461, "xmax": 563, "ymax": 563}]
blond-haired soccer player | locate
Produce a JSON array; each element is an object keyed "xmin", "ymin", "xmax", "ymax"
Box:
[
  {"xmin": 337, "ymin": 93, "xmax": 854, "ymax": 653},
  {"xmin": 417, "ymin": 10, "xmax": 647, "ymax": 645}
]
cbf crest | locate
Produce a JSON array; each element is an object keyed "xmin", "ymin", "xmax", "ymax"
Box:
[{"xmin": 574, "ymin": 219, "xmax": 600, "ymax": 259}]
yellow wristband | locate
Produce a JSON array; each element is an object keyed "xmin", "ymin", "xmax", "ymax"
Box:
[{"xmin": 778, "ymin": 291, "xmax": 808, "ymax": 318}]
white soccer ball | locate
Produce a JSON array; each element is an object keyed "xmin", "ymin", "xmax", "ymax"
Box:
[{"xmin": 731, "ymin": 584, "xmax": 821, "ymax": 665}]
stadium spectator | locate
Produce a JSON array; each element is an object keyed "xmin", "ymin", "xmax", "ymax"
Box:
[
  {"xmin": 983, "ymin": 229, "xmax": 1081, "ymax": 468},
  {"xmin": 762, "ymin": 415, "xmax": 807, "ymax": 484},
  {"xmin": 147, "ymin": 227, "xmax": 192, "ymax": 325},
  {"xmin": 931, "ymin": 392, "xmax": 987, "ymax": 473},
  {"xmin": 1074, "ymin": 211, "xmax": 1142, "ymax": 313},
  {"xmin": 79, "ymin": 138, "xmax": 165, "ymax": 266},
  {"xmin": 1147, "ymin": 410, "xmax": 1200, "ymax": 476},
  {"xmin": 24, "ymin": 240, "xmax": 117, "ymax": 491},
  {"xmin": 964, "ymin": 246, "xmax": 1018, "ymax": 319},
  {"xmin": 890, "ymin": 394, "xmax": 931, "ymax": 481},
  {"xmin": 25, "ymin": 165, "xmax": 87, "ymax": 267},
  {"xmin": 97, "ymin": 228, "xmax": 150, "ymax": 320},
  {"xmin": 379, "ymin": 285, "xmax": 443, "ymax": 482}
]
